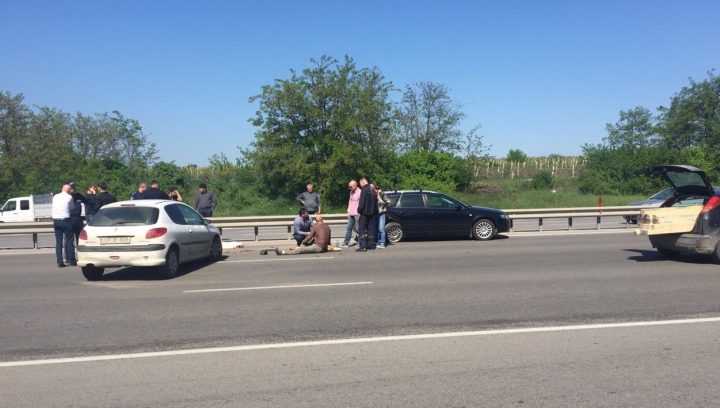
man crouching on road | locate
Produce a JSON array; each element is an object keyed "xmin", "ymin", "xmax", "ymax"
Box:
[{"xmin": 276, "ymin": 215, "xmax": 331, "ymax": 255}]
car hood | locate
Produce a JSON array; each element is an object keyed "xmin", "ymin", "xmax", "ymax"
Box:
[
  {"xmin": 647, "ymin": 165, "xmax": 715, "ymax": 198},
  {"xmin": 468, "ymin": 206, "xmax": 507, "ymax": 215}
]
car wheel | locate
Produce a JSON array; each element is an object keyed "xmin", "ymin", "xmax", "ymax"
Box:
[
  {"xmin": 711, "ymin": 244, "xmax": 720, "ymax": 264},
  {"xmin": 81, "ymin": 266, "xmax": 104, "ymax": 281},
  {"xmin": 158, "ymin": 246, "xmax": 179, "ymax": 279},
  {"xmin": 657, "ymin": 247, "xmax": 681, "ymax": 259},
  {"xmin": 472, "ymin": 219, "xmax": 496, "ymax": 241},
  {"xmin": 208, "ymin": 236, "xmax": 222, "ymax": 262},
  {"xmin": 386, "ymin": 222, "xmax": 404, "ymax": 243}
]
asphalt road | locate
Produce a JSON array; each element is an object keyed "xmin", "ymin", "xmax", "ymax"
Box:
[{"xmin": 1, "ymin": 230, "xmax": 719, "ymax": 407}]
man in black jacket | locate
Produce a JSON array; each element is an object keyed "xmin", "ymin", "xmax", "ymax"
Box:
[
  {"xmin": 141, "ymin": 180, "xmax": 170, "ymax": 200},
  {"xmin": 356, "ymin": 177, "xmax": 378, "ymax": 252},
  {"xmin": 94, "ymin": 181, "xmax": 117, "ymax": 212},
  {"xmin": 67, "ymin": 182, "xmax": 92, "ymax": 244}
]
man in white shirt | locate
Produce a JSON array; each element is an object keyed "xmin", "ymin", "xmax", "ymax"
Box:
[{"xmin": 52, "ymin": 184, "xmax": 76, "ymax": 267}]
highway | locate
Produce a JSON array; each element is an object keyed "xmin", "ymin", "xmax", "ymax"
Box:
[{"xmin": 1, "ymin": 230, "xmax": 719, "ymax": 407}]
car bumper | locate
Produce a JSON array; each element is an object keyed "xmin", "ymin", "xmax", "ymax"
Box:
[
  {"xmin": 649, "ymin": 233, "xmax": 718, "ymax": 255},
  {"xmin": 77, "ymin": 244, "xmax": 167, "ymax": 267}
]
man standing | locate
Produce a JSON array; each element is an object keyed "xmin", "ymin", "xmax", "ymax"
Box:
[
  {"xmin": 94, "ymin": 181, "xmax": 117, "ymax": 212},
  {"xmin": 83, "ymin": 184, "xmax": 97, "ymax": 223},
  {"xmin": 296, "ymin": 184, "xmax": 321, "ymax": 214},
  {"xmin": 67, "ymin": 182, "xmax": 92, "ymax": 245},
  {"xmin": 194, "ymin": 183, "xmax": 217, "ymax": 217},
  {"xmin": 293, "ymin": 208, "xmax": 313, "ymax": 246},
  {"xmin": 356, "ymin": 177, "xmax": 378, "ymax": 252},
  {"xmin": 141, "ymin": 180, "xmax": 170, "ymax": 200},
  {"xmin": 372, "ymin": 184, "xmax": 390, "ymax": 248},
  {"xmin": 129, "ymin": 182, "xmax": 147, "ymax": 200},
  {"xmin": 52, "ymin": 184, "xmax": 76, "ymax": 268},
  {"xmin": 341, "ymin": 180, "xmax": 361, "ymax": 247},
  {"xmin": 275, "ymin": 215, "xmax": 331, "ymax": 255}
]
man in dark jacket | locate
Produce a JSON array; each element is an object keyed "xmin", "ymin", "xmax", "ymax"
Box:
[
  {"xmin": 141, "ymin": 180, "xmax": 170, "ymax": 200},
  {"xmin": 67, "ymin": 182, "xmax": 92, "ymax": 244},
  {"xmin": 83, "ymin": 184, "xmax": 97, "ymax": 223},
  {"xmin": 356, "ymin": 177, "xmax": 378, "ymax": 252},
  {"xmin": 94, "ymin": 181, "xmax": 117, "ymax": 212}
]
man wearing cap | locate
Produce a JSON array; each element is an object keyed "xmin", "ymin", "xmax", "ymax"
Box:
[
  {"xmin": 52, "ymin": 183, "xmax": 76, "ymax": 267},
  {"xmin": 296, "ymin": 184, "xmax": 321, "ymax": 214},
  {"xmin": 194, "ymin": 183, "xmax": 217, "ymax": 217}
]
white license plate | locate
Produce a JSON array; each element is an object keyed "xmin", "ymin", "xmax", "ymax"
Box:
[{"xmin": 100, "ymin": 237, "xmax": 131, "ymax": 244}]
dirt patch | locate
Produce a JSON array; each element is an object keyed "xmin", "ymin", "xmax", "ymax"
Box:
[{"xmin": 473, "ymin": 185, "xmax": 502, "ymax": 195}]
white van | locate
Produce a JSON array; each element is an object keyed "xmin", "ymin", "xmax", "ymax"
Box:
[{"xmin": 0, "ymin": 194, "xmax": 53, "ymax": 222}]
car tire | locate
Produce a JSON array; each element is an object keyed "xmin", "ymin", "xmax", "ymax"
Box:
[
  {"xmin": 657, "ymin": 247, "xmax": 681, "ymax": 259},
  {"xmin": 472, "ymin": 219, "xmax": 496, "ymax": 241},
  {"xmin": 81, "ymin": 266, "xmax": 104, "ymax": 281},
  {"xmin": 158, "ymin": 246, "xmax": 179, "ymax": 279},
  {"xmin": 711, "ymin": 244, "xmax": 720, "ymax": 264},
  {"xmin": 386, "ymin": 222, "xmax": 404, "ymax": 243},
  {"xmin": 208, "ymin": 236, "xmax": 222, "ymax": 262}
]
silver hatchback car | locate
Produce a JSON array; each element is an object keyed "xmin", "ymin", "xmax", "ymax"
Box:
[{"xmin": 77, "ymin": 200, "xmax": 222, "ymax": 280}]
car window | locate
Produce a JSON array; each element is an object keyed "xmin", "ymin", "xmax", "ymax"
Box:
[
  {"xmin": 387, "ymin": 195, "xmax": 400, "ymax": 207},
  {"xmin": 20, "ymin": 200, "xmax": 30, "ymax": 210},
  {"xmin": 397, "ymin": 194, "xmax": 425, "ymax": 208},
  {"xmin": 164, "ymin": 204, "xmax": 187, "ymax": 225},
  {"xmin": 650, "ymin": 188, "xmax": 674, "ymax": 200},
  {"xmin": 177, "ymin": 205, "xmax": 204, "ymax": 225},
  {"xmin": 2, "ymin": 200, "xmax": 16, "ymax": 211},
  {"xmin": 427, "ymin": 195, "xmax": 456, "ymax": 209},
  {"xmin": 90, "ymin": 207, "xmax": 159, "ymax": 226}
]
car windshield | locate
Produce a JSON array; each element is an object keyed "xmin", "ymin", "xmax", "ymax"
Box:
[
  {"xmin": 650, "ymin": 188, "xmax": 674, "ymax": 200},
  {"xmin": 90, "ymin": 206, "xmax": 160, "ymax": 226}
]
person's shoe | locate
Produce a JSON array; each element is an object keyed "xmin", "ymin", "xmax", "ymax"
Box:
[
  {"xmin": 67, "ymin": 262, "xmax": 77, "ymax": 267},
  {"xmin": 274, "ymin": 247, "xmax": 285, "ymax": 256},
  {"xmin": 353, "ymin": 244, "xmax": 360, "ymax": 248},
  {"xmin": 340, "ymin": 243, "xmax": 349, "ymax": 248},
  {"xmin": 57, "ymin": 264, "xmax": 65, "ymax": 268},
  {"xmin": 356, "ymin": 247, "xmax": 367, "ymax": 252},
  {"xmin": 368, "ymin": 246, "xmax": 376, "ymax": 250},
  {"xmin": 378, "ymin": 244, "xmax": 385, "ymax": 248}
]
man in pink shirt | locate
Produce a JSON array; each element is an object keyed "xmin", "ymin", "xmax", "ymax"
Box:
[{"xmin": 341, "ymin": 180, "xmax": 361, "ymax": 247}]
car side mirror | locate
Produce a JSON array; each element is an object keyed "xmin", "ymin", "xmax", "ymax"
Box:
[
  {"xmin": 203, "ymin": 218, "xmax": 211, "ymax": 225},
  {"xmin": 456, "ymin": 205, "xmax": 463, "ymax": 211}
]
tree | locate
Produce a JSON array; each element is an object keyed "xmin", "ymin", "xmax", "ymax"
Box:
[
  {"xmin": 245, "ymin": 55, "xmax": 395, "ymax": 205},
  {"xmin": 394, "ymin": 82, "xmax": 475, "ymax": 153},
  {"xmin": 604, "ymin": 106, "xmax": 658, "ymax": 148},
  {"xmin": 657, "ymin": 70, "xmax": 720, "ymax": 153},
  {"xmin": 505, "ymin": 149, "xmax": 527, "ymax": 163}
]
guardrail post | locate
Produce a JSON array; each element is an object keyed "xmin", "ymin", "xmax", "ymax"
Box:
[
  {"xmin": 287, "ymin": 225, "xmax": 292, "ymax": 240},
  {"xmin": 539, "ymin": 218, "xmax": 543, "ymax": 232},
  {"xmin": 596, "ymin": 216, "xmax": 601, "ymax": 230},
  {"xmin": 33, "ymin": 233, "xmax": 38, "ymax": 249},
  {"xmin": 218, "ymin": 227, "xmax": 223, "ymax": 237},
  {"xmin": 568, "ymin": 217, "xmax": 573, "ymax": 231},
  {"xmin": 254, "ymin": 226, "xmax": 259, "ymax": 241},
  {"xmin": 509, "ymin": 219, "xmax": 513, "ymax": 233}
]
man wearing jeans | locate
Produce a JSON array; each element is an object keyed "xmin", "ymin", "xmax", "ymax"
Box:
[
  {"xmin": 52, "ymin": 184, "xmax": 76, "ymax": 268},
  {"xmin": 341, "ymin": 180, "xmax": 361, "ymax": 247}
]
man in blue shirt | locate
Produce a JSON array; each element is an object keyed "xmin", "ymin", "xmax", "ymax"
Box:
[{"xmin": 293, "ymin": 208, "xmax": 313, "ymax": 246}]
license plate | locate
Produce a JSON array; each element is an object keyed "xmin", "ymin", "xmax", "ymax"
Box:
[{"xmin": 100, "ymin": 237, "xmax": 131, "ymax": 244}]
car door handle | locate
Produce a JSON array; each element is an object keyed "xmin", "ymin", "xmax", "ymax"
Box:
[{"xmin": 397, "ymin": 211, "xmax": 405, "ymax": 215}]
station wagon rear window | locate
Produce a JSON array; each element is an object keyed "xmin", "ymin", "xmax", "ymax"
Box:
[{"xmin": 90, "ymin": 207, "xmax": 159, "ymax": 226}]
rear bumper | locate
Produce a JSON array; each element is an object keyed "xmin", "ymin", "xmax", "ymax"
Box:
[
  {"xmin": 649, "ymin": 233, "xmax": 718, "ymax": 255},
  {"xmin": 77, "ymin": 245, "xmax": 167, "ymax": 268}
]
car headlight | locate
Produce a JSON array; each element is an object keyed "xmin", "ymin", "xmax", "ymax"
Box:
[{"xmin": 500, "ymin": 213, "xmax": 509, "ymax": 219}]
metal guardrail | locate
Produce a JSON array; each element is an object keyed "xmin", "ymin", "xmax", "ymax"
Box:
[{"xmin": 0, "ymin": 206, "xmax": 655, "ymax": 248}]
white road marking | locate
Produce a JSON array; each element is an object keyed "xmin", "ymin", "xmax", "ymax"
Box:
[
  {"xmin": 221, "ymin": 257, "xmax": 336, "ymax": 263},
  {"xmin": 2, "ymin": 317, "xmax": 719, "ymax": 368},
  {"xmin": 183, "ymin": 281, "xmax": 373, "ymax": 293}
]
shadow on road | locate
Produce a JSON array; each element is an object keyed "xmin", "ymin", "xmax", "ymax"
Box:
[
  {"xmin": 624, "ymin": 248, "xmax": 713, "ymax": 264},
  {"xmin": 99, "ymin": 255, "xmax": 230, "ymax": 281}
]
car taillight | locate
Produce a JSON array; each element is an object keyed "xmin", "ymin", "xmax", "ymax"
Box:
[
  {"xmin": 78, "ymin": 230, "xmax": 87, "ymax": 241},
  {"xmin": 700, "ymin": 196, "xmax": 720, "ymax": 215},
  {"xmin": 145, "ymin": 228, "xmax": 167, "ymax": 239}
]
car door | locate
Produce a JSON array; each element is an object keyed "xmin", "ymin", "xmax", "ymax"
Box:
[
  {"xmin": 164, "ymin": 204, "xmax": 192, "ymax": 261},
  {"xmin": 426, "ymin": 194, "xmax": 471, "ymax": 236},
  {"xmin": 177, "ymin": 205, "xmax": 213, "ymax": 256},
  {"xmin": 393, "ymin": 193, "xmax": 430, "ymax": 236}
]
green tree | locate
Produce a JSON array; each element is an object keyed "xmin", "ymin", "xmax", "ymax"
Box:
[
  {"xmin": 505, "ymin": 149, "xmax": 527, "ymax": 163},
  {"xmin": 604, "ymin": 106, "xmax": 658, "ymax": 148},
  {"xmin": 245, "ymin": 55, "xmax": 395, "ymax": 206},
  {"xmin": 393, "ymin": 150, "xmax": 469, "ymax": 193},
  {"xmin": 394, "ymin": 82, "xmax": 476, "ymax": 153}
]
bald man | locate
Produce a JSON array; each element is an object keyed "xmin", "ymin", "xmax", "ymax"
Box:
[
  {"xmin": 52, "ymin": 184, "xmax": 76, "ymax": 267},
  {"xmin": 276, "ymin": 215, "xmax": 331, "ymax": 255}
]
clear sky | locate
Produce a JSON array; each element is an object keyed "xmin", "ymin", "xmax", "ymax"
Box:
[{"xmin": 1, "ymin": 0, "xmax": 718, "ymax": 166}]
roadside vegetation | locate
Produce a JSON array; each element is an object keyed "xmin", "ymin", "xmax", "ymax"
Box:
[{"xmin": 1, "ymin": 58, "xmax": 717, "ymax": 215}]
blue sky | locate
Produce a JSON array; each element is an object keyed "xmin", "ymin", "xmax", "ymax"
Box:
[{"xmin": 1, "ymin": 0, "xmax": 718, "ymax": 166}]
